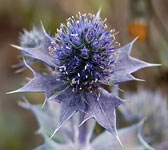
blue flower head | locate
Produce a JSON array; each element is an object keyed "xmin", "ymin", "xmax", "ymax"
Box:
[
  {"xmin": 9, "ymin": 11, "xmax": 159, "ymax": 144},
  {"xmin": 13, "ymin": 26, "xmax": 45, "ymax": 73},
  {"xmin": 50, "ymin": 13, "xmax": 117, "ymax": 92},
  {"xmin": 20, "ymin": 26, "xmax": 44, "ymax": 48}
]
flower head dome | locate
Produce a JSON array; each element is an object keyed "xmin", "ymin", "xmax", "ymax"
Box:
[
  {"xmin": 10, "ymin": 11, "xmax": 159, "ymax": 145},
  {"xmin": 48, "ymin": 12, "xmax": 118, "ymax": 92}
]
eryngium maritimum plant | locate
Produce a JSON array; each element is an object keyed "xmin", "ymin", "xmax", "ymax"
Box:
[{"xmin": 9, "ymin": 12, "xmax": 159, "ymax": 144}]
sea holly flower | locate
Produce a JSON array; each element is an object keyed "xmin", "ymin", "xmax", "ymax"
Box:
[
  {"xmin": 12, "ymin": 26, "xmax": 46, "ymax": 73},
  {"xmin": 19, "ymin": 100, "xmax": 148, "ymax": 150},
  {"xmin": 9, "ymin": 12, "xmax": 159, "ymax": 144},
  {"xmin": 119, "ymin": 88, "xmax": 168, "ymax": 149}
]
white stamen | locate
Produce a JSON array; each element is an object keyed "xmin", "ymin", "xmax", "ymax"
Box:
[
  {"xmin": 112, "ymin": 35, "xmax": 115, "ymax": 40},
  {"xmin": 66, "ymin": 46, "xmax": 71, "ymax": 49},
  {"xmin": 88, "ymin": 86, "xmax": 92, "ymax": 90},
  {"xmin": 95, "ymin": 78, "xmax": 98, "ymax": 83},
  {"xmin": 104, "ymin": 18, "xmax": 107, "ymax": 22},
  {"xmin": 97, "ymin": 92, "xmax": 101, "ymax": 101},
  {"xmin": 100, "ymin": 66, "xmax": 104, "ymax": 69},
  {"xmin": 48, "ymin": 46, "xmax": 52, "ymax": 50},
  {"xmin": 49, "ymin": 51, "xmax": 55, "ymax": 55},
  {"xmin": 67, "ymin": 21, "xmax": 71, "ymax": 26},
  {"xmin": 91, "ymin": 80, "xmax": 94, "ymax": 84},
  {"xmin": 50, "ymin": 41, "xmax": 55, "ymax": 44},
  {"xmin": 71, "ymin": 33, "xmax": 78, "ymax": 37},
  {"xmin": 83, "ymin": 82, "xmax": 87, "ymax": 85},
  {"xmin": 72, "ymin": 78, "xmax": 76, "ymax": 84},
  {"xmin": 84, "ymin": 64, "xmax": 88, "ymax": 70},
  {"xmin": 59, "ymin": 65, "xmax": 66, "ymax": 70}
]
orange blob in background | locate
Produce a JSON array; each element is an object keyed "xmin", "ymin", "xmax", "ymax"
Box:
[{"xmin": 128, "ymin": 20, "xmax": 148, "ymax": 42}]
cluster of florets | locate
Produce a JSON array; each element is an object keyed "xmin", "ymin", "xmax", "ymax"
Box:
[{"xmin": 48, "ymin": 13, "xmax": 119, "ymax": 92}]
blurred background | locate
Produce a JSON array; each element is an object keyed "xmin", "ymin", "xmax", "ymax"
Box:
[{"xmin": 0, "ymin": 0, "xmax": 168, "ymax": 149}]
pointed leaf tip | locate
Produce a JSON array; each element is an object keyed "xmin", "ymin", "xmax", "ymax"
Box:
[
  {"xmin": 40, "ymin": 20, "xmax": 55, "ymax": 44},
  {"xmin": 134, "ymin": 77, "xmax": 145, "ymax": 82},
  {"xmin": 41, "ymin": 98, "xmax": 48, "ymax": 109},
  {"xmin": 134, "ymin": 36, "xmax": 139, "ymax": 41},
  {"xmin": 96, "ymin": 7, "xmax": 102, "ymax": 18},
  {"xmin": 40, "ymin": 20, "xmax": 47, "ymax": 34},
  {"xmin": 49, "ymin": 110, "xmax": 74, "ymax": 139},
  {"xmin": 6, "ymin": 91, "xmax": 13, "ymax": 94},
  {"xmin": 50, "ymin": 127, "xmax": 60, "ymax": 139},
  {"xmin": 6, "ymin": 89, "xmax": 21, "ymax": 94},
  {"xmin": 148, "ymin": 63, "xmax": 162, "ymax": 67},
  {"xmin": 116, "ymin": 135, "xmax": 124, "ymax": 149},
  {"xmin": 10, "ymin": 44, "xmax": 23, "ymax": 50}
]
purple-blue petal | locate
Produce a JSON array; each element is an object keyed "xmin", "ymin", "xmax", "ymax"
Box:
[{"xmin": 8, "ymin": 60, "xmax": 66, "ymax": 102}]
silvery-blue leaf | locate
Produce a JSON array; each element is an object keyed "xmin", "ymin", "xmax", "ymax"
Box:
[
  {"xmin": 91, "ymin": 122, "xmax": 147, "ymax": 150},
  {"xmin": 81, "ymin": 88, "xmax": 125, "ymax": 146},
  {"xmin": 8, "ymin": 60, "xmax": 66, "ymax": 106},
  {"xmin": 100, "ymin": 39, "xmax": 160, "ymax": 85},
  {"xmin": 50, "ymin": 87, "xmax": 85, "ymax": 139}
]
